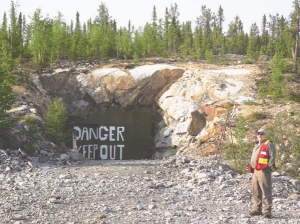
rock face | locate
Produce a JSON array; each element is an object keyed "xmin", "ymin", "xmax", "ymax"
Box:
[
  {"xmin": 36, "ymin": 64, "xmax": 184, "ymax": 116},
  {"xmin": 154, "ymin": 66, "xmax": 257, "ymax": 154},
  {"xmin": 187, "ymin": 111, "xmax": 207, "ymax": 136},
  {"xmin": 10, "ymin": 63, "xmax": 261, "ymax": 156}
]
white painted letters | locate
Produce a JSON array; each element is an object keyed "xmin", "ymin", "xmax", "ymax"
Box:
[
  {"xmin": 117, "ymin": 127, "xmax": 125, "ymax": 141},
  {"xmin": 81, "ymin": 127, "xmax": 89, "ymax": 140},
  {"xmin": 74, "ymin": 126, "xmax": 81, "ymax": 141},
  {"xmin": 99, "ymin": 126, "xmax": 108, "ymax": 141},
  {"xmin": 117, "ymin": 145, "xmax": 124, "ymax": 160},
  {"xmin": 90, "ymin": 128, "xmax": 98, "ymax": 140},
  {"xmin": 74, "ymin": 125, "xmax": 125, "ymax": 160},
  {"xmin": 100, "ymin": 145, "xmax": 108, "ymax": 159},
  {"xmin": 110, "ymin": 145, "xmax": 116, "ymax": 160},
  {"xmin": 109, "ymin": 126, "xmax": 116, "ymax": 141},
  {"xmin": 93, "ymin": 144, "xmax": 98, "ymax": 159}
]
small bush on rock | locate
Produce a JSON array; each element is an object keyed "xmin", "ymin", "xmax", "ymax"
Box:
[
  {"xmin": 224, "ymin": 117, "xmax": 253, "ymax": 174},
  {"xmin": 23, "ymin": 117, "xmax": 40, "ymax": 155},
  {"xmin": 247, "ymin": 112, "xmax": 269, "ymax": 123},
  {"xmin": 0, "ymin": 59, "xmax": 16, "ymax": 147},
  {"xmin": 244, "ymin": 59, "xmax": 253, "ymax": 64},
  {"xmin": 267, "ymin": 111, "xmax": 300, "ymax": 178},
  {"xmin": 205, "ymin": 49, "xmax": 213, "ymax": 63},
  {"xmin": 44, "ymin": 99, "xmax": 68, "ymax": 145}
]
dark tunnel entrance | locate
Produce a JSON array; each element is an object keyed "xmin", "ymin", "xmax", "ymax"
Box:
[{"xmin": 67, "ymin": 106, "xmax": 154, "ymax": 160}]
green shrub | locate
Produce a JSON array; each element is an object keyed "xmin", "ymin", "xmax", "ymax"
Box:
[
  {"xmin": 218, "ymin": 48, "xmax": 228, "ymax": 64},
  {"xmin": 269, "ymin": 54, "xmax": 288, "ymax": 100},
  {"xmin": 257, "ymin": 54, "xmax": 289, "ymax": 102},
  {"xmin": 244, "ymin": 59, "xmax": 253, "ymax": 64},
  {"xmin": 244, "ymin": 101, "xmax": 262, "ymax": 106},
  {"xmin": 224, "ymin": 117, "xmax": 253, "ymax": 174},
  {"xmin": 133, "ymin": 53, "xmax": 139, "ymax": 64},
  {"xmin": 269, "ymin": 56, "xmax": 293, "ymax": 73},
  {"xmin": 247, "ymin": 112, "xmax": 269, "ymax": 123},
  {"xmin": 0, "ymin": 59, "xmax": 16, "ymax": 147},
  {"xmin": 24, "ymin": 119, "xmax": 40, "ymax": 155},
  {"xmin": 205, "ymin": 49, "xmax": 213, "ymax": 63},
  {"xmin": 265, "ymin": 111, "xmax": 300, "ymax": 178},
  {"xmin": 44, "ymin": 99, "xmax": 68, "ymax": 145}
]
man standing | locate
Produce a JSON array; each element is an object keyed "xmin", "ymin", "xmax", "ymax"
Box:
[{"xmin": 249, "ymin": 128, "xmax": 276, "ymax": 219}]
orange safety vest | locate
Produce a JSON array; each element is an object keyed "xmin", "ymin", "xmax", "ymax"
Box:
[{"xmin": 255, "ymin": 140, "xmax": 276, "ymax": 170}]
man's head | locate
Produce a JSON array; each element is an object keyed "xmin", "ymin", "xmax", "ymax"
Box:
[{"xmin": 257, "ymin": 128, "xmax": 267, "ymax": 141}]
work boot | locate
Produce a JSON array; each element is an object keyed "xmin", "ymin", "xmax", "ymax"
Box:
[
  {"xmin": 263, "ymin": 213, "xmax": 271, "ymax": 218},
  {"xmin": 249, "ymin": 210, "xmax": 262, "ymax": 216}
]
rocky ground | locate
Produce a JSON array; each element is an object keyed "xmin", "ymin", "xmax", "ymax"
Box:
[{"xmin": 1, "ymin": 151, "xmax": 300, "ymax": 224}]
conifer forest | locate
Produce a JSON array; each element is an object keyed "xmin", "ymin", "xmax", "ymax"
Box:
[{"xmin": 0, "ymin": 1, "xmax": 300, "ymax": 67}]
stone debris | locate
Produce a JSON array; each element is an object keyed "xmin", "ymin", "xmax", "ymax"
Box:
[{"xmin": 0, "ymin": 155, "xmax": 300, "ymax": 223}]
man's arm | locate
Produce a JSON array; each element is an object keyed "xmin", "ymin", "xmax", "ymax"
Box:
[{"xmin": 268, "ymin": 142, "xmax": 276, "ymax": 167}]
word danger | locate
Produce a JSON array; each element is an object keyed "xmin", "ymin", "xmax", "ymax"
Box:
[{"xmin": 73, "ymin": 126, "xmax": 125, "ymax": 160}]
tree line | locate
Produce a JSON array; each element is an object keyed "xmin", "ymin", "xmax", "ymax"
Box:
[{"xmin": 0, "ymin": 1, "xmax": 299, "ymax": 67}]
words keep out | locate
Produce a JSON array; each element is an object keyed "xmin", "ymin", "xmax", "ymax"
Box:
[{"xmin": 73, "ymin": 126, "xmax": 125, "ymax": 160}]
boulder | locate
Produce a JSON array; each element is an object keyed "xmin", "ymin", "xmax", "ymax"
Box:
[
  {"xmin": 34, "ymin": 64, "xmax": 185, "ymax": 115},
  {"xmin": 187, "ymin": 111, "xmax": 206, "ymax": 136}
]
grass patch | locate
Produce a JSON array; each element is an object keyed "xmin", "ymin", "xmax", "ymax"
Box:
[
  {"xmin": 244, "ymin": 59, "xmax": 253, "ymax": 64},
  {"xmin": 19, "ymin": 116, "xmax": 37, "ymax": 124},
  {"xmin": 244, "ymin": 101, "xmax": 262, "ymax": 106},
  {"xmin": 247, "ymin": 112, "xmax": 269, "ymax": 123}
]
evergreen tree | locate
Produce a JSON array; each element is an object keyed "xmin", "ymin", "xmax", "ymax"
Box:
[
  {"xmin": 28, "ymin": 9, "xmax": 53, "ymax": 65},
  {"xmin": 226, "ymin": 16, "xmax": 246, "ymax": 54},
  {"xmin": 290, "ymin": 0, "xmax": 300, "ymax": 73},
  {"xmin": 217, "ymin": 5, "xmax": 224, "ymax": 34},
  {"xmin": 246, "ymin": 23, "xmax": 260, "ymax": 59},
  {"xmin": 275, "ymin": 16, "xmax": 290, "ymax": 57},
  {"xmin": 0, "ymin": 13, "xmax": 9, "ymax": 56},
  {"xmin": 141, "ymin": 6, "xmax": 162, "ymax": 57},
  {"xmin": 116, "ymin": 26, "xmax": 133, "ymax": 60},
  {"xmin": 143, "ymin": 23, "xmax": 155, "ymax": 56},
  {"xmin": 22, "ymin": 14, "xmax": 30, "ymax": 58},
  {"xmin": 267, "ymin": 14, "xmax": 281, "ymax": 56},
  {"xmin": 0, "ymin": 29, "xmax": 15, "ymax": 146},
  {"xmin": 133, "ymin": 28, "xmax": 146, "ymax": 59},
  {"xmin": 16, "ymin": 12, "xmax": 23, "ymax": 58},
  {"xmin": 152, "ymin": 6, "xmax": 157, "ymax": 26},
  {"xmin": 89, "ymin": 23, "xmax": 102, "ymax": 59},
  {"xmin": 226, "ymin": 16, "xmax": 239, "ymax": 53},
  {"xmin": 212, "ymin": 25, "xmax": 224, "ymax": 56},
  {"xmin": 194, "ymin": 26, "xmax": 204, "ymax": 57},
  {"xmin": 50, "ymin": 12, "xmax": 69, "ymax": 61},
  {"xmin": 95, "ymin": 2, "xmax": 110, "ymax": 29},
  {"xmin": 0, "ymin": 0, "xmax": 298, "ymax": 64},
  {"xmin": 44, "ymin": 99, "xmax": 68, "ymax": 144},
  {"xmin": 179, "ymin": 21, "xmax": 194, "ymax": 57},
  {"xmin": 9, "ymin": 0, "xmax": 21, "ymax": 58},
  {"xmin": 163, "ymin": 7, "xmax": 170, "ymax": 53},
  {"xmin": 89, "ymin": 3, "xmax": 116, "ymax": 60},
  {"xmin": 197, "ymin": 5, "xmax": 215, "ymax": 50},
  {"xmin": 70, "ymin": 11, "xmax": 84, "ymax": 60},
  {"xmin": 260, "ymin": 14, "xmax": 269, "ymax": 55},
  {"xmin": 168, "ymin": 3, "xmax": 181, "ymax": 54}
]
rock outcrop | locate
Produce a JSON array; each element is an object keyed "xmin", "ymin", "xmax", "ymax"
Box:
[
  {"xmin": 9, "ymin": 62, "xmax": 262, "ymax": 157},
  {"xmin": 36, "ymin": 64, "xmax": 184, "ymax": 116}
]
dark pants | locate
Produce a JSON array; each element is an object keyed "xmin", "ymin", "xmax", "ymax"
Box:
[{"xmin": 252, "ymin": 167, "xmax": 272, "ymax": 215}]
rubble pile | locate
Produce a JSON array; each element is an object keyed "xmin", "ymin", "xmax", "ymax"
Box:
[{"xmin": 0, "ymin": 147, "xmax": 85, "ymax": 173}]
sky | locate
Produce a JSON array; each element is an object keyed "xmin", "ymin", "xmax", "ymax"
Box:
[{"xmin": 0, "ymin": 0, "xmax": 294, "ymax": 33}]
